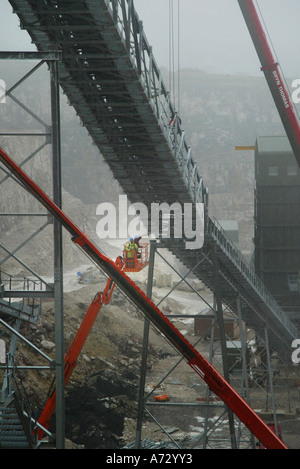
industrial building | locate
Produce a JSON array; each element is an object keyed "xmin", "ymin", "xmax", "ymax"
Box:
[{"xmin": 254, "ymin": 136, "xmax": 300, "ymax": 313}]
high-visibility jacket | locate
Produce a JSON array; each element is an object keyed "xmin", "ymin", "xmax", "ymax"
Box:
[{"xmin": 125, "ymin": 241, "xmax": 138, "ymax": 259}]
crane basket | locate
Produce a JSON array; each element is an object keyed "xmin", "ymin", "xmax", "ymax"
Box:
[{"xmin": 123, "ymin": 242, "xmax": 149, "ymax": 272}]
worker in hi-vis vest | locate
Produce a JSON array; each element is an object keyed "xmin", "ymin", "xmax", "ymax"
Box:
[{"xmin": 125, "ymin": 238, "xmax": 138, "ymax": 267}]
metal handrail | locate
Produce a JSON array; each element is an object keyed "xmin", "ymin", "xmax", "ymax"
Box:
[
  {"xmin": 0, "ymin": 270, "xmax": 42, "ymax": 316},
  {"xmin": 208, "ymin": 217, "xmax": 298, "ymax": 336},
  {"xmin": 105, "ymin": 0, "xmax": 206, "ymax": 206},
  {"xmin": 8, "ymin": 356, "xmax": 38, "ymax": 447},
  {"xmin": 107, "ymin": 0, "xmax": 296, "ymax": 341}
]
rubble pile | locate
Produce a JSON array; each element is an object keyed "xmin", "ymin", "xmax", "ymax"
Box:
[{"xmin": 64, "ymin": 368, "xmax": 139, "ymax": 449}]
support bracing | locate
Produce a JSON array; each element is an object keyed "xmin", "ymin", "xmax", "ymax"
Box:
[
  {"xmin": 0, "ymin": 51, "xmax": 63, "ymax": 448},
  {"xmin": 2, "ymin": 0, "xmax": 300, "ymax": 450},
  {"xmin": 0, "ymin": 146, "xmax": 289, "ymax": 448},
  {"xmin": 210, "ymin": 241, "xmax": 237, "ymax": 449},
  {"xmin": 132, "ymin": 240, "xmax": 279, "ymax": 449}
]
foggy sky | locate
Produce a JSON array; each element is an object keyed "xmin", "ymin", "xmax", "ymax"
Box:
[
  {"xmin": 1, "ymin": 0, "xmax": 300, "ymax": 78},
  {"xmin": 135, "ymin": 0, "xmax": 300, "ymax": 78}
]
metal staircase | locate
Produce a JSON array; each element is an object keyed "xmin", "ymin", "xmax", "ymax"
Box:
[
  {"xmin": 0, "ymin": 271, "xmax": 41, "ymax": 448},
  {"xmin": 0, "ymin": 298, "xmax": 40, "ymax": 324},
  {"xmin": 0, "ymin": 396, "xmax": 32, "ymax": 449},
  {"xmin": 0, "ymin": 365, "xmax": 37, "ymax": 450}
]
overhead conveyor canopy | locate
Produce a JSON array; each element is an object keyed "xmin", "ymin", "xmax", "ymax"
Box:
[{"xmin": 9, "ymin": 0, "xmax": 202, "ymax": 206}]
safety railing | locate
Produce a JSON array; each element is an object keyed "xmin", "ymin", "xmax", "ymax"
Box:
[
  {"xmin": 105, "ymin": 0, "xmax": 207, "ymax": 207},
  {"xmin": 0, "ymin": 270, "xmax": 42, "ymax": 318},
  {"xmin": 108, "ymin": 0, "xmax": 295, "ymax": 339},
  {"xmin": 2, "ymin": 354, "xmax": 38, "ymax": 447},
  {"xmin": 207, "ymin": 217, "xmax": 298, "ymax": 337},
  {"xmin": 123, "ymin": 242, "xmax": 149, "ymax": 272}
]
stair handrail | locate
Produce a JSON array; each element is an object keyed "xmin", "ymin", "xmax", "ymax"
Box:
[
  {"xmin": 10, "ymin": 357, "xmax": 38, "ymax": 447},
  {"xmin": 208, "ymin": 217, "xmax": 298, "ymax": 336}
]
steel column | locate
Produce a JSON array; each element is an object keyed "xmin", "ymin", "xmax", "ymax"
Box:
[
  {"xmin": 210, "ymin": 241, "xmax": 237, "ymax": 449},
  {"xmin": 202, "ymin": 300, "xmax": 217, "ymax": 449},
  {"xmin": 50, "ymin": 60, "xmax": 65, "ymax": 449},
  {"xmin": 236, "ymin": 296, "xmax": 256, "ymax": 449},
  {"xmin": 264, "ymin": 327, "xmax": 279, "ymax": 437},
  {"xmin": 135, "ymin": 239, "xmax": 156, "ymax": 448}
]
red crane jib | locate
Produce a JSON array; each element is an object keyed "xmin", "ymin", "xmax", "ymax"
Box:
[
  {"xmin": 37, "ymin": 256, "xmax": 123, "ymax": 437},
  {"xmin": 238, "ymin": 0, "xmax": 300, "ymax": 166}
]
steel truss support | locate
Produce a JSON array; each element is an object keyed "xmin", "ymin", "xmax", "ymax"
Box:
[
  {"xmin": 0, "ymin": 51, "xmax": 64, "ymax": 448},
  {"xmin": 264, "ymin": 327, "xmax": 279, "ymax": 437},
  {"xmin": 133, "ymin": 241, "xmax": 245, "ymax": 448},
  {"xmin": 210, "ymin": 241, "xmax": 237, "ymax": 448},
  {"xmin": 236, "ymin": 296, "xmax": 256, "ymax": 449},
  {"xmin": 133, "ymin": 237, "xmax": 296, "ymax": 449},
  {"xmin": 135, "ymin": 239, "xmax": 156, "ymax": 449},
  {"xmin": 50, "ymin": 57, "xmax": 65, "ymax": 450}
]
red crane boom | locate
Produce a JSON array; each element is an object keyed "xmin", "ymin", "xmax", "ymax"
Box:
[
  {"xmin": 0, "ymin": 146, "xmax": 287, "ymax": 449},
  {"xmin": 238, "ymin": 0, "xmax": 300, "ymax": 166},
  {"xmin": 37, "ymin": 256, "xmax": 123, "ymax": 438}
]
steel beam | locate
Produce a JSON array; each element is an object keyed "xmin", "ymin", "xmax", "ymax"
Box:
[
  {"xmin": 135, "ymin": 239, "xmax": 156, "ymax": 449},
  {"xmin": 50, "ymin": 59, "xmax": 65, "ymax": 450}
]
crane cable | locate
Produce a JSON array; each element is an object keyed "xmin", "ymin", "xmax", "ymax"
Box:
[{"xmin": 169, "ymin": 0, "xmax": 181, "ymax": 113}]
